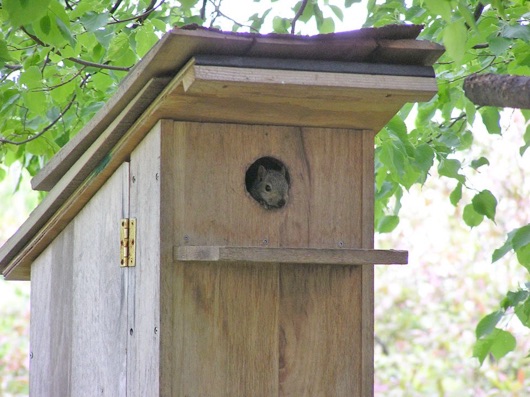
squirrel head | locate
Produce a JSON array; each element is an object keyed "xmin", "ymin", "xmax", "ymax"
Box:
[{"xmin": 251, "ymin": 165, "xmax": 289, "ymax": 209}]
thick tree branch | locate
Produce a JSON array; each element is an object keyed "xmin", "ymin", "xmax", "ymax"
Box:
[{"xmin": 464, "ymin": 73, "xmax": 530, "ymax": 109}]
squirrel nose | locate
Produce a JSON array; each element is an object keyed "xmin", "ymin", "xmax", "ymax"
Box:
[{"xmin": 277, "ymin": 199, "xmax": 286, "ymax": 208}]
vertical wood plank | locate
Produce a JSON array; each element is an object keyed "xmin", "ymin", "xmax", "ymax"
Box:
[
  {"xmin": 361, "ymin": 129, "xmax": 376, "ymax": 397},
  {"xmin": 162, "ymin": 122, "xmax": 281, "ymax": 396},
  {"xmin": 30, "ymin": 228, "xmax": 74, "ymax": 397},
  {"xmin": 127, "ymin": 120, "xmax": 169, "ymax": 396},
  {"xmin": 279, "ymin": 265, "xmax": 363, "ymax": 396},
  {"xmin": 30, "ymin": 163, "xmax": 129, "ymax": 397}
]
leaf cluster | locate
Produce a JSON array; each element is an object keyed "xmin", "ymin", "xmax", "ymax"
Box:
[
  {"xmin": 366, "ymin": 0, "xmax": 530, "ymax": 365},
  {"xmin": 0, "ymin": 0, "xmax": 203, "ymax": 178}
]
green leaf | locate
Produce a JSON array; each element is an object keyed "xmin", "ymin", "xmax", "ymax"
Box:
[
  {"xmin": 80, "ymin": 11, "xmax": 109, "ymax": 32},
  {"xmin": 328, "ymin": 5, "xmax": 344, "ymax": 21},
  {"xmin": 514, "ymin": 297, "xmax": 530, "ymax": 327},
  {"xmin": 502, "ymin": 290, "xmax": 530, "ymax": 310},
  {"xmin": 380, "ymin": 141, "xmax": 405, "ymax": 178},
  {"xmin": 488, "ymin": 36, "xmax": 512, "ymax": 56},
  {"xmin": 501, "ymin": 24, "xmax": 530, "ymax": 41},
  {"xmin": 19, "ymin": 66, "xmax": 42, "ymax": 89},
  {"xmin": 512, "ymin": 224, "xmax": 530, "ymax": 250},
  {"xmin": 26, "ymin": 137, "xmax": 50, "ymax": 156},
  {"xmin": 377, "ymin": 215, "xmax": 399, "ymax": 233},
  {"xmin": 463, "ymin": 203, "xmax": 484, "ymax": 227},
  {"xmin": 476, "ymin": 311, "xmax": 503, "ymax": 338},
  {"xmin": 492, "ymin": 231, "xmax": 515, "ymax": 263},
  {"xmin": 519, "ymin": 124, "xmax": 530, "ymax": 156},
  {"xmin": 4, "ymin": 0, "xmax": 52, "ymax": 27},
  {"xmin": 412, "ymin": 143, "xmax": 434, "ymax": 182},
  {"xmin": 489, "ymin": 329, "xmax": 516, "ymax": 361},
  {"xmin": 0, "ymin": 39, "xmax": 14, "ymax": 63},
  {"xmin": 54, "ymin": 16, "xmax": 76, "ymax": 48},
  {"xmin": 471, "ymin": 156, "xmax": 490, "ymax": 170},
  {"xmin": 425, "ymin": 0, "xmax": 452, "ymax": 21},
  {"xmin": 515, "ymin": 244, "xmax": 530, "ymax": 268},
  {"xmin": 24, "ymin": 90, "xmax": 47, "ymax": 114},
  {"xmin": 474, "ymin": 328, "xmax": 516, "ymax": 365},
  {"xmin": 50, "ymin": 80, "xmax": 76, "ymax": 103},
  {"xmin": 458, "ymin": 0, "xmax": 477, "ymax": 31},
  {"xmin": 443, "ymin": 20, "xmax": 467, "ymax": 64},
  {"xmin": 438, "ymin": 158, "xmax": 465, "ymax": 182},
  {"xmin": 386, "ymin": 115, "xmax": 408, "ymax": 139},
  {"xmin": 39, "ymin": 15, "xmax": 51, "ymax": 35},
  {"xmin": 480, "ymin": 108, "xmax": 501, "ymax": 135},
  {"xmin": 471, "ymin": 190, "xmax": 497, "ymax": 221},
  {"xmin": 449, "ymin": 182, "xmax": 462, "ymax": 206},
  {"xmin": 272, "ymin": 16, "xmax": 290, "ymax": 33},
  {"xmin": 317, "ymin": 17, "xmax": 335, "ymax": 34},
  {"xmin": 136, "ymin": 22, "xmax": 158, "ymax": 58},
  {"xmin": 345, "ymin": 0, "xmax": 362, "ymax": 6}
]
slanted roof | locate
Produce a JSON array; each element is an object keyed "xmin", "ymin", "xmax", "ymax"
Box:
[{"xmin": 0, "ymin": 25, "xmax": 444, "ymax": 280}]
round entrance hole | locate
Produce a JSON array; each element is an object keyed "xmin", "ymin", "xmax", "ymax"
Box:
[{"xmin": 245, "ymin": 157, "xmax": 290, "ymax": 210}]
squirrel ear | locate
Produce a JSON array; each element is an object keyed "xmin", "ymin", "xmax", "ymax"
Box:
[{"xmin": 257, "ymin": 165, "xmax": 266, "ymax": 179}]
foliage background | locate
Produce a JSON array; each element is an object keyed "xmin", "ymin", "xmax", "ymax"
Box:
[{"xmin": 1, "ymin": 0, "xmax": 530, "ymax": 395}]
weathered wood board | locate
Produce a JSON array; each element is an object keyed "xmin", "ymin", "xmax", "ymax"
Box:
[
  {"xmin": 154, "ymin": 121, "xmax": 377, "ymax": 396},
  {"xmin": 29, "ymin": 163, "xmax": 129, "ymax": 396}
]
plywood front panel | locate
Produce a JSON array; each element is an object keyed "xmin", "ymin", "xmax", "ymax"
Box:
[
  {"xmin": 170, "ymin": 121, "xmax": 364, "ymax": 250},
  {"xmin": 160, "ymin": 121, "xmax": 372, "ymax": 396},
  {"xmin": 30, "ymin": 163, "xmax": 129, "ymax": 397}
]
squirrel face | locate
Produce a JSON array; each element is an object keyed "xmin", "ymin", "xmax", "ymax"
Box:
[{"xmin": 250, "ymin": 165, "xmax": 289, "ymax": 209}]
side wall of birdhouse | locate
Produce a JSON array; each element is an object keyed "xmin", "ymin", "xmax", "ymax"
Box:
[
  {"xmin": 151, "ymin": 120, "xmax": 376, "ymax": 396},
  {"xmin": 29, "ymin": 163, "xmax": 130, "ymax": 396}
]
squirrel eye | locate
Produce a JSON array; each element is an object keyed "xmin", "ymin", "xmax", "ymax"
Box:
[{"xmin": 265, "ymin": 184, "xmax": 272, "ymax": 192}]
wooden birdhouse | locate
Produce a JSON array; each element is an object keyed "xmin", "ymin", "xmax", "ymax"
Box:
[{"xmin": 0, "ymin": 25, "xmax": 443, "ymax": 396}]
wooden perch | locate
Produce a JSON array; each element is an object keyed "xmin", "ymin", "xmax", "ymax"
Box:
[{"xmin": 463, "ymin": 73, "xmax": 530, "ymax": 109}]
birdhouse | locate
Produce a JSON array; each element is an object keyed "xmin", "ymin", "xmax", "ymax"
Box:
[{"xmin": 0, "ymin": 26, "xmax": 443, "ymax": 396}]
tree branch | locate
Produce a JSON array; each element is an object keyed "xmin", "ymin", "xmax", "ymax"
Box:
[
  {"xmin": 291, "ymin": 0, "xmax": 309, "ymax": 34},
  {"xmin": 209, "ymin": 0, "xmax": 259, "ymax": 32},
  {"xmin": 109, "ymin": 0, "xmax": 124, "ymax": 14},
  {"xmin": 473, "ymin": 2, "xmax": 485, "ymax": 22},
  {"xmin": 200, "ymin": 0, "xmax": 207, "ymax": 19},
  {"xmin": 0, "ymin": 94, "xmax": 77, "ymax": 145},
  {"xmin": 66, "ymin": 57, "xmax": 130, "ymax": 71},
  {"xmin": 464, "ymin": 73, "xmax": 530, "ymax": 109},
  {"xmin": 20, "ymin": 25, "xmax": 131, "ymax": 71},
  {"xmin": 108, "ymin": 0, "xmax": 165, "ymax": 25},
  {"xmin": 464, "ymin": 2, "xmax": 485, "ymax": 30}
]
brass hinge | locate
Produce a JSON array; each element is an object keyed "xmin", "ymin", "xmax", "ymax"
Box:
[{"xmin": 120, "ymin": 218, "xmax": 136, "ymax": 267}]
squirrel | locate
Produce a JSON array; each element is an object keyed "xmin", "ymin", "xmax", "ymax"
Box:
[{"xmin": 250, "ymin": 165, "xmax": 289, "ymax": 209}]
